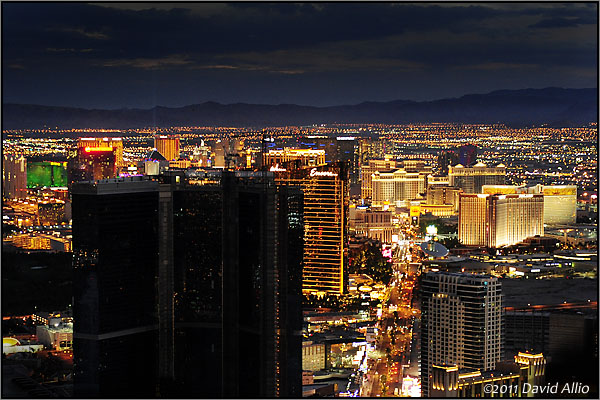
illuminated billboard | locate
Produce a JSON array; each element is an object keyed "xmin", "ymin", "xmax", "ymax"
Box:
[
  {"xmin": 27, "ymin": 161, "xmax": 68, "ymax": 188},
  {"xmin": 410, "ymin": 205, "xmax": 421, "ymax": 216}
]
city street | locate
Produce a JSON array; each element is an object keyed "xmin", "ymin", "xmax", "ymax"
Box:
[{"xmin": 360, "ymin": 225, "xmax": 422, "ymax": 397}]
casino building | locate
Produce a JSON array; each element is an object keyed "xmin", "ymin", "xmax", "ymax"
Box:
[
  {"xmin": 458, "ymin": 193, "xmax": 544, "ymax": 247},
  {"xmin": 264, "ymin": 152, "xmax": 349, "ymax": 295}
]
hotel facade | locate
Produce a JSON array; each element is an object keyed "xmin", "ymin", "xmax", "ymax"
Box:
[
  {"xmin": 482, "ymin": 184, "xmax": 577, "ymax": 226},
  {"xmin": 449, "ymin": 162, "xmax": 506, "ymax": 193},
  {"xmin": 272, "ymin": 163, "xmax": 348, "ymax": 295},
  {"xmin": 421, "ymin": 272, "xmax": 503, "ymax": 397},
  {"xmin": 458, "ymin": 193, "xmax": 544, "ymax": 247}
]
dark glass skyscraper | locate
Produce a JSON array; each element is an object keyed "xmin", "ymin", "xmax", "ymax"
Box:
[
  {"xmin": 72, "ymin": 172, "xmax": 303, "ymax": 398},
  {"xmin": 458, "ymin": 144, "xmax": 478, "ymax": 167},
  {"xmin": 72, "ymin": 177, "xmax": 160, "ymax": 398}
]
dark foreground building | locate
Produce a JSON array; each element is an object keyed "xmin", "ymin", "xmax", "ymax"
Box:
[
  {"xmin": 72, "ymin": 172, "xmax": 303, "ymax": 397},
  {"xmin": 72, "ymin": 178, "xmax": 159, "ymax": 398}
]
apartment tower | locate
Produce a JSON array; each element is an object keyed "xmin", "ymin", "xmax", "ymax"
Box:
[{"xmin": 421, "ymin": 272, "xmax": 503, "ymax": 397}]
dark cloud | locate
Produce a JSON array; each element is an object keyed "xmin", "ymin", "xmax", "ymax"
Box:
[
  {"xmin": 529, "ymin": 17, "xmax": 593, "ymax": 29},
  {"xmin": 2, "ymin": 2, "xmax": 596, "ymax": 108},
  {"xmin": 0, "ymin": 3, "xmax": 518, "ymax": 61}
]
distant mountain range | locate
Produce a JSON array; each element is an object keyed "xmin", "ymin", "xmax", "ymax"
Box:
[{"xmin": 2, "ymin": 87, "xmax": 596, "ymax": 130}]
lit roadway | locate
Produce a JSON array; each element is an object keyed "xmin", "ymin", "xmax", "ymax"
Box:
[{"xmin": 360, "ymin": 224, "xmax": 422, "ymax": 397}]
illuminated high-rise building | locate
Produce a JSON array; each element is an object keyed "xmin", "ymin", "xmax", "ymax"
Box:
[
  {"xmin": 449, "ymin": 162, "xmax": 506, "ymax": 193},
  {"xmin": 272, "ymin": 163, "xmax": 348, "ymax": 295},
  {"xmin": 27, "ymin": 161, "xmax": 68, "ymax": 188},
  {"xmin": 154, "ymin": 135, "xmax": 181, "ymax": 161},
  {"xmin": 371, "ymin": 168, "xmax": 430, "ymax": 206},
  {"xmin": 78, "ymin": 137, "xmax": 124, "ymax": 168},
  {"xmin": 360, "ymin": 156, "xmax": 402, "ymax": 199},
  {"xmin": 72, "ymin": 172, "xmax": 303, "ymax": 398},
  {"xmin": 426, "ymin": 186, "xmax": 463, "ymax": 213},
  {"xmin": 77, "ymin": 146, "xmax": 117, "ymax": 181},
  {"xmin": 358, "ymin": 138, "xmax": 375, "ymax": 174},
  {"xmin": 357, "ymin": 137, "xmax": 393, "ymax": 163},
  {"xmin": 299, "ymin": 136, "xmax": 337, "ymax": 163},
  {"xmin": 458, "ymin": 193, "xmax": 544, "ymax": 247},
  {"xmin": 298, "ymin": 136, "xmax": 360, "ymax": 184},
  {"xmin": 210, "ymin": 138, "xmax": 246, "ymax": 168},
  {"xmin": 482, "ymin": 184, "xmax": 577, "ymax": 226},
  {"xmin": 263, "ymin": 148, "xmax": 326, "ymax": 168},
  {"xmin": 421, "ymin": 272, "xmax": 503, "ymax": 397},
  {"xmin": 2, "ymin": 154, "xmax": 27, "ymax": 199},
  {"xmin": 537, "ymin": 185, "xmax": 577, "ymax": 225}
]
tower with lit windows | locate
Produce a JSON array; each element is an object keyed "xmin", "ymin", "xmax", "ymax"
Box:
[
  {"xmin": 271, "ymin": 162, "xmax": 348, "ymax": 295},
  {"xmin": 449, "ymin": 162, "xmax": 505, "ymax": 193},
  {"xmin": 421, "ymin": 272, "xmax": 503, "ymax": 397},
  {"xmin": 2, "ymin": 154, "xmax": 27, "ymax": 199},
  {"xmin": 77, "ymin": 137, "xmax": 124, "ymax": 168},
  {"xmin": 482, "ymin": 184, "xmax": 576, "ymax": 226},
  {"xmin": 76, "ymin": 145, "xmax": 117, "ymax": 181},
  {"xmin": 458, "ymin": 193, "xmax": 544, "ymax": 247},
  {"xmin": 154, "ymin": 135, "xmax": 180, "ymax": 161}
]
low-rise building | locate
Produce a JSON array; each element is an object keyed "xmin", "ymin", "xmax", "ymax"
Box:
[
  {"xmin": 35, "ymin": 323, "xmax": 73, "ymax": 350},
  {"xmin": 349, "ymin": 205, "xmax": 394, "ymax": 242},
  {"xmin": 2, "ymin": 337, "xmax": 44, "ymax": 355},
  {"xmin": 302, "ymin": 341, "xmax": 327, "ymax": 372},
  {"xmin": 430, "ymin": 352, "xmax": 546, "ymax": 397}
]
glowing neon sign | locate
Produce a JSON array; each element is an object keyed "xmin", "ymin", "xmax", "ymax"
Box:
[{"xmin": 310, "ymin": 168, "xmax": 338, "ymax": 177}]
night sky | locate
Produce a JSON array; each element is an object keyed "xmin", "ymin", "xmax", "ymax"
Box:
[{"xmin": 2, "ymin": 2, "xmax": 597, "ymax": 109}]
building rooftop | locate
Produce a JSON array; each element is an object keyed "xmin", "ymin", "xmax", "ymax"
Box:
[{"xmin": 501, "ymin": 277, "xmax": 598, "ymax": 308}]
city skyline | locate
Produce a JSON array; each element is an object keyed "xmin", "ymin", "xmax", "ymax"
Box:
[
  {"xmin": 2, "ymin": 2, "xmax": 597, "ymax": 108},
  {"xmin": 3, "ymin": 124, "xmax": 598, "ymax": 397}
]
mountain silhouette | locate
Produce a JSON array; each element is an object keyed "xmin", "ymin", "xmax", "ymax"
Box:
[{"xmin": 2, "ymin": 87, "xmax": 596, "ymax": 130}]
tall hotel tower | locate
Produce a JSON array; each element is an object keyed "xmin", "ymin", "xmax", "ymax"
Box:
[
  {"xmin": 72, "ymin": 178, "xmax": 159, "ymax": 398},
  {"xmin": 421, "ymin": 272, "xmax": 503, "ymax": 397},
  {"xmin": 72, "ymin": 172, "xmax": 303, "ymax": 397},
  {"xmin": 2, "ymin": 154, "xmax": 27, "ymax": 199},
  {"xmin": 458, "ymin": 193, "xmax": 544, "ymax": 247},
  {"xmin": 154, "ymin": 135, "xmax": 180, "ymax": 161},
  {"xmin": 449, "ymin": 162, "xmax": 506, "ymax": 193},
  {"xmin": 77, "ymin": 137, "xmax": 125, "ymax": 168},
  {"xmin": 268, "ymin": 159, "xmax": 349, "ymax": 295}
]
